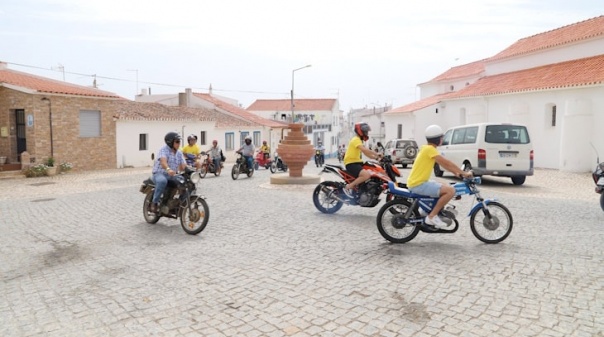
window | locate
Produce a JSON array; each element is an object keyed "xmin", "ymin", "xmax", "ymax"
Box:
[
  {"xmin": 397, "ymin": 124, "xmax": 402, "ymax": 139},
  {"xmin": 240, "ymin": 132, "xmax": 249, "ymax": 146},
  {"xmin": 253, "ymin": 131, "xmax": 261, "ymax": 146},
  {"xmin": 463, "ymin": 127, "xmax": 478, "ymax": 144},
  {"xmin": 485, "ymin": 125, "xmax": 530, "ymax": 144},
  {"xmin": 139, "ymin": 134, "xmax": 148, "ymax": 151},
  {"xmin": 451, "ymin": 129, "xmax": 467, "ymax": 145},
  {"xmin": 441, "ymin": 130, "xmax": 452, "ymax": 145},
  {"xmin": 79, "ymin": 110, "xmax": 101, "ymax": 137},
  {"xmin": 225, "ymin": 133, "xmax": 235, "ymax": 150},
  {"xmin": 199, "ymin": 131, "xmax": 206, "ymax": 145},
  {"xmin": 551, "ymin": 105, "xmax": 557, "ymax": 127}
]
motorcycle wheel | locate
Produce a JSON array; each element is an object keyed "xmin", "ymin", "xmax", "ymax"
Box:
[
  {"xmin": 143, "ymin": 191, "xmax": 160, "ymax": 224},
  {"xmin": 312, "ymin": 181, "xmax": 344, "ymax": 214},
  {"xmin": 282, "ymin": 165, "xmax": 288, "ymax": 172},
  {"xmin": 214, "ymin": 166, "xmax": 221, "ymax": 176},
  {"xmin": 376, "ymin": 198, "xmax": 420, "ymax": 243},
  {"xmin": 180, "ymin": 196, "xmax": 209, "ymax": 235},
  {"xmin": 254, "ymin": 162, "xmax": 259, "ymax": 170},
  {"xmin": 470, "ymin": 201, "xmax": 513, "ymax": 244},
  {"xmin": 270, "ymin": 162, "xmax": 277, "ymax": 173},
  {"xmin": 231, "ymin": 164, "xmax": 240, "ymax": 180},
  {"xmin": 200, "ymin": 166, "xmax": 207, "ymax": 178},
  {"xmin": 247, "ymin": 166, "xmax": 254, "ymax": 177},
  {"xmin": 600, "ymin": 193, "xmax": 604, "ymax": 212}
]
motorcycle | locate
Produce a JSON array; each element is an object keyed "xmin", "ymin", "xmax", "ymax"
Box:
[
  {"xmin": 140, "ymin": 167, "xmax": 210, "ymax": 235},
  {"xmin": 591, "ymin": 145, "xmax": 604, "ymax": 211},
  {"xmin": 314, "ymin": 149, "xmax": 325, "ymax": 167},
  {"xmin": 270, "ymin": 152, "xmax": 288, "ymax": 173},
  {"xmin": 376, "ymin": 176, "xmax": 513, "ymax": 244},
  {"xmin": 312, "ymin": 155, "xmax": 402, "ymax": 214},
  {"xmin": 337, "ymin": 150, "xmax": 344, "ymax": 163},
  {"xmin": 254, "ymin": 150, "xmax": 274, "ymax": 171},
  {"xmin": 199, "ymin": 151, "xmax": 221, "ymax": 178},
  {"xmin": 231, "ymin": 151, "xmax": 254, "ymax": 180}
]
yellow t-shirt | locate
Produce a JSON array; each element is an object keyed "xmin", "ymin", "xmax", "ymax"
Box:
[
  {"xmin": 406, "ymin": 145, "xmax": 439, "ymax": 188},
  {"xmin": 260, "ymin": 145, "xmax": 270, "ymax": 153},
  {"xmin": 182, "ymin": 144, "xmax": 201, "ymax": 156},
  {"xmin": 343, "ymin": 136, "xmax": 363, "ymax": 165}
]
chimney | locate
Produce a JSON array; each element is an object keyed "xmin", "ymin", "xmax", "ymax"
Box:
[
  {"xmin": 178, "ymin": 92, "xmax": 187, "ymax": 107},
  {"xmin": 186, "ymin": 88, "xmax": 193, "ymax": 103}
]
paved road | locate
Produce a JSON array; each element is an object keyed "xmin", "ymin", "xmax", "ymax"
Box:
[{"xmin": 1, "ymin": 161, "xmax": 602, "ymax": 337}]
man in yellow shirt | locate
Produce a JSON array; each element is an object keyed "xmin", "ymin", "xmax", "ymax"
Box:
[
  {"xmin": 343, "ymin": 122, "xmax": 383, "ymax": 197},
  {"xmin": 181, "ymin": 134, "xmax": 202, "ymax": 169},
  {"xmin": 407, "ymin": 125, "xmax": 473, "ymax": 229},
  {"xmin": 260, "ymin": 140, "xmax": 270, "ymax": 159}
]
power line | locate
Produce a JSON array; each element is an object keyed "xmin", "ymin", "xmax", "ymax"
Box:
[{"xmin": 5, "ymin": 61, "xmax": 288, "ymax": 96}]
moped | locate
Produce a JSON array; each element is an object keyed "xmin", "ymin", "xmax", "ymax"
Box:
[
  {"xmin": 199, "ymin": 151, "xmax": 221, "ymax": 177},
  {"xmin": 376, "ymin": 176, "xmax": 513, "ymax": 244},
  {"xmin": 231, "ymin": 151, "xmax": 254, "ymax": 180},
  {"xmin": 591, "ymin": 143, "xmax": 604, "ymax": 211}
]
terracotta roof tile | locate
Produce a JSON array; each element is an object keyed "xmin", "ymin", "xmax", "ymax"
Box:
[
  {"xmin": 491, "ymin": 15, "xmax": 604, "ymax": 60},
  {"xmin": 194, "ymin": 93, "xmax": 288, "ymax": 128},
  {"xmin": 114, "ymin": 101, "xmax": 254, "ymax": 128},
  {"xmin": 427, "ymin": 59, "xmax": 487, "ymax": 82},
  {"xmin": 452, "ymin": 54, "xmax": 604, "ymax": 98},
  {"xmin": 0, "ymin": 65, "xmax": 124, "ymax": 99},
  {"xmin": 247, "ymin": 98, "xmax": 337, "ymax": 111},
  {"xmin": 386, "ymin": 93, "xmax": 456, "ymax": 114}
]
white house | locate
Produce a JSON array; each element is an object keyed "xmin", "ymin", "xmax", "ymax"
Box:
[
  {"xmin": 347, "ymin": 105, "xmax": 392, "ymax": 148},
  {"xmin": 135, "ymin": 89, "xmax": 289, "ymax": 158},
  {"xmin": 384, "ymin": 15, "xmax": 604, "ymax": 172},
  {"xmin": 247, "ymin": 98, "xmax": 343, "ymax": 157}
]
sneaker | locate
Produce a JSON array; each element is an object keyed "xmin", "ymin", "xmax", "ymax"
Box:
[
  {"xmin": 341, "ymin": 186, "xmax": 355, "ymax": 199},
  {"xmin": 149, "ymin": 203, "xmax": 158, "ymax": 213},
  {"xmin": 424, "ymin": 215, "xmax": 451, "ymax": 229}
]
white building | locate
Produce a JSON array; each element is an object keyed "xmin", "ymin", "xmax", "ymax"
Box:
[{"xmin": 384, "ymin": 15, "xmax": 604, "ymax": 172}]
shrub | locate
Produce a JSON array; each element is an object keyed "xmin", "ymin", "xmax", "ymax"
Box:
[
  {"xmin": 23, "ymin": 164, "xmax": 48, "ymax": 178},
  {"xmin": 60, "ymin": 162, "xmax": 73, "ymax": 172},
  {"xmin": 46, "ymin": 157, "xmax": 55, "ymax": 167}
]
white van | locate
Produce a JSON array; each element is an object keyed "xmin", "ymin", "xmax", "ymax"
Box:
[{"xmin": 435, "ymin": 123, "xmax": 534, "ymax": 185}]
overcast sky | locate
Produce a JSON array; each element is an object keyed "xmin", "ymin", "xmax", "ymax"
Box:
[{"xmin": 1, "ymin": 0, "xmax": 602, "ymax": 111}]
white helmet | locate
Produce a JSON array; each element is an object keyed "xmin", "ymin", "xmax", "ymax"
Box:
[{"xmin": 425, "ymin": 125, "xmax": 443, "ymax": 138}]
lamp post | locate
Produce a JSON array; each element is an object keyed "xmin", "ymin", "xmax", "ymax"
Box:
[
  {"xmin": 291, "ymin": 64, "xmax": 311, "ymax": 123},
  {"xmin": 41, "ymin": 97, "xmax": 54, "ymax": 158}
]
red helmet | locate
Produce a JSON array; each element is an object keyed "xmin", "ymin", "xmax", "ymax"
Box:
[{"xmin": 354, "ymin": 122, "xmax": 371, "ymax": 141}]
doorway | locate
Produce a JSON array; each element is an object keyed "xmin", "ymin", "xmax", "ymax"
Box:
[{"xmin": 16, "ymin": 109, "xmax": 26, "ymax": 161}]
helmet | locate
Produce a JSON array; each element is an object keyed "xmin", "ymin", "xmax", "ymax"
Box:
[
  {"xmin": 244, "ymin": 135, "xmax": 252, "ymax": 144},
  {"xmin": 212, "ymin": 139, "xmax": 218, "ymax": 144},
  {"xmin": 245, "ymin": 135, "xmax": 252, "ymax": 140},
  {"xmin": 164, "ymin": 132, "xmax": 182, "ymax": 147},
  {"xmin": 187, "ymin": 134, "xmax": 197, "ymax": 141},
  {"xmin": 262, "ymin": 140, "xmax": 267, "ymax": 144},
  {"xmin": 425, "ymin": 125, "xmax": 443, "ymax": 138},
  {"xmin": 354, "ymin": 122, "xmax": 371, "ymax": 141}
]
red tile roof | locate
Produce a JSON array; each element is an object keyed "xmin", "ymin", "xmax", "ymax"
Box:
[
  {"xmin": 0, "ymin": 64, "xmax": 124, "ymax": 99},
  {"xmin": 114, "ymin": 101, "xmax": 254, "ymax": 128},
  {"xmin": 427, "ymin": 59, "xmax": 487, "ymax": 82},
  {"xmin": 491, "ymin": 15, "xmax": 604, "ymax": 60},
  {"xmin": 247, "ymin": 98, "xmax": 337, "ymax": 111},
  {"xmin": 194, "ymin": 93, "xmax": 288, "ymax": 128},
  {"xmin": 386, "ymin": 93, "xmax": 456, "ymax": 114},
  {"xmin": 452, "ymin": 54, "xmax": 604, "ymax": 98}
]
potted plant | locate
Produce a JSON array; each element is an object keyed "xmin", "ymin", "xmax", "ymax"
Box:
[
  {"xmin": 59, "ymin": 162, "xmax": 73, "ymax": 173},
  {"xmin": 45, "ymin": 157, "xmax": 57, "ymax": 176},
  {"xmin": 23, "ymin": 163, "xmax": 48, "ymax": 178}
]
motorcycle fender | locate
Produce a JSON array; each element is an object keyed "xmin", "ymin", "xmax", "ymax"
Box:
[
  {"xmin": 140, "ymin": 184, "xmax": 153, "ymax": 194},
  {"xmin": 467, "ymin": 199, "xmax": 495, "ymax": 217}
]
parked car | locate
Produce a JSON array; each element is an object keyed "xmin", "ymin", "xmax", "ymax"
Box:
[
  {"xmin": 436, "ymin": 123, "xmax": 534, "ymax": 185},
  {"xmin": 383, "ymin": 139, "xmax": 418, "ymax": 168}
]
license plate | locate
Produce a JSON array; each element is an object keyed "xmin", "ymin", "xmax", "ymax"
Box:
[{"xmin": 499, "ymin": 152, "xmax": 517, "ymax": 158}]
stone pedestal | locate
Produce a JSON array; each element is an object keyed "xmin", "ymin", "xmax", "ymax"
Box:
[{"xmin": 270, "ymin": 123, "xmax": 319, "ymax": 185}]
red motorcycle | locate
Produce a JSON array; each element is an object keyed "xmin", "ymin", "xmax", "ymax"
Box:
[
  {"xmin": 254, "ymin": 150, "xmax": 275, "ymax": 173},
  {"xmin": 312, "ymin": 155, "xmax": 403, "ymax": 213},
  {"xmin": 199, "ymin": 151, "xmax": 221, "ymax": 178}
]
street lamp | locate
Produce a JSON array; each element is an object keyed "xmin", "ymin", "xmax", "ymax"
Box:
[
  {"xmin": 291, "ymin": 64, "xmax": 311, "ymax": 123},
  {"xmin": 41, "ymin": 97, "xmax": 54, "ymax": 158}
]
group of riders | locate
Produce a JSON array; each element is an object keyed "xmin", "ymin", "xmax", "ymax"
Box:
[{"xmin": 151, "ymin": 122, "xmax": 470, "ymax": 230}]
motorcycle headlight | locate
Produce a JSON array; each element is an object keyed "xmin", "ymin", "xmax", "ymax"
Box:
[{"xmin": 190, "ymin": 172, "xmax": 201, "ymax": 184}]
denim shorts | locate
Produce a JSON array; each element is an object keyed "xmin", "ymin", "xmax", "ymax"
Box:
[{"xmin": 409, "ymin": 181, "xmax": 442, "ymax": 198}]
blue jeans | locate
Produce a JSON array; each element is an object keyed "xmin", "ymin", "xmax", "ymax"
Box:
[
  {"xmin": 213, "ymin": 157, "xmax": 221, "ymax": 170},
  {"xmin": 244, "ymin": 155, "xmax": 253, "ymax": 170},
  {"xmin": 152, "ymin": 172, "xmax": 179, "ymax": 204}
]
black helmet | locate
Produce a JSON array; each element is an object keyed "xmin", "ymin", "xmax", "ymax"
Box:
[
  {"xmin": 354, "ymin": 122, "xmax": 371, "ymax": 141},
  {"xmin": 164, "ymin": 132, "xmax": 182, "ymax": 147},
  {"xmin": 187, "ymin": 134, "xmax": 198, "ymax": 141}
]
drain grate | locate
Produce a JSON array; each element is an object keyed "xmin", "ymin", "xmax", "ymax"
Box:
[
  {"xmin": 29, "ymin": 182, "xmax": 57, "ymax": 186},
  {"xmin": 31, "ymin": 198, "xmax": 56, "ymax": 202}
]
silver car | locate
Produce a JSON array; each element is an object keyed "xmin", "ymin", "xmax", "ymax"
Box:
[{"xmin": 384, "ymin": 139, "xmax": 418, "ymax": 168}]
